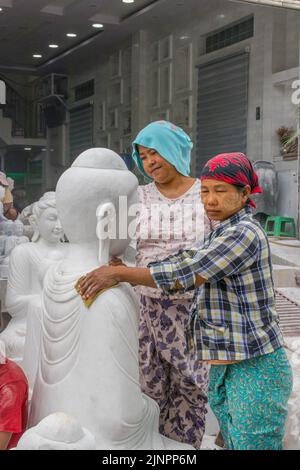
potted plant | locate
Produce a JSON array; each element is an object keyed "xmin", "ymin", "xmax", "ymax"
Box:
[
  {"xmin": 276, "ymin": 126, "xmax": 298, "ymax": 158},
  {"xmin": 276, "ymin": 105, "xmax": 300, "ymax": 159}
]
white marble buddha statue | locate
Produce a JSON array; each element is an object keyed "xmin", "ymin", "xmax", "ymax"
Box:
[
  {"xmin": 12, "ymin": 219, "xmax": 30, "ymax": 244},
  {"xmin": 1, "ymin": 220, "xmax": 30, "ymax": 269},
  {"xmin": 0, "ymin": 192, "xmax": 65, "ymax": 384},
  {"xmin": 29, "ymin": 148, "xmax": 192, "ymax": 450}
]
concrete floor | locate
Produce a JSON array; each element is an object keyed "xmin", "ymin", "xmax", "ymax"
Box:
[{"xmin": 271, "ymin": 237, "xmax": 300, "ymax": 303}]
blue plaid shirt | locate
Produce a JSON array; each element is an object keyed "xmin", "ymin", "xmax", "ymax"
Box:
[{"xmin": 149, "ymin": 206, "xmax": 284, "ymax": 361}]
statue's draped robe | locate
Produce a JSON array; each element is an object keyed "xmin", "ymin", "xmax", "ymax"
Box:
[{"xmin": 29, "ymin": 261, "xmax": 167, "ymax": 449}]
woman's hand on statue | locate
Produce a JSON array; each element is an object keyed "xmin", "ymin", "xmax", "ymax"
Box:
[
  {"xmin": 109, "ymin": 256, "xmax": 126, "ymax": 267},
  {"xmin": 78, "ymin": 266, "xmax": 120, "ymax": 300}
]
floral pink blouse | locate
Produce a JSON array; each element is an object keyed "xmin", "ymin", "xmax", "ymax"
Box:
[{"xmin": 135, "ymin": 179, "xmax": 213, "ymax": 299}]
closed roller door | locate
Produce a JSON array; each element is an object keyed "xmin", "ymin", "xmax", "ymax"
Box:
[
  {"xmin": 196, "ymin": 51, "xmax": 249, "ymax": 174},
  {"xmin": 69, "ymin": 103, "xmax": 93, "ymax": 162}
]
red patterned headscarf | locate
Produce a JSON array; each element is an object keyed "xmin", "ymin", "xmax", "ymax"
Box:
[{"xmin": 200, "ymin": 153, "xmax": 262, "ymax": 208}]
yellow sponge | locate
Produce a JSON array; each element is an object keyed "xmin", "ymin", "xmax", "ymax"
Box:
[{"xmin": 74, "ymin": 276, "xmax": 119, "ymax": 308}]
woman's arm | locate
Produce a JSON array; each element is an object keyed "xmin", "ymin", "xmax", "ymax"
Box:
[{"xmin": 79, "ymin": 265, "xmax": 206, "ymax": 300}]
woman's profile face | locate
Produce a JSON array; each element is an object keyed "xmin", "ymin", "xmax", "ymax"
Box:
[
  {"xmin": 37, "ymin": 207, "xmax": 63, "ymax": 243},
  {"xmin": 200, "ymin": 179, "xmax": 251, "ymax": 221},
  {"xmin": 137, "ymin": 145, "xmax": 179, "ymax": 183}
]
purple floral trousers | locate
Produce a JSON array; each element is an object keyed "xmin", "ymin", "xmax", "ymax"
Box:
[{"xmin": 139, "ymin": 294, "xmax": 209, "ymax": 449}]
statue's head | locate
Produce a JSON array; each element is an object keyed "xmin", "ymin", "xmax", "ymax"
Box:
[
  {"xmin": 56, "ymin": 148, "xmax": 138, "ymax": 255},
  {"xmin": 30, "ymin": 192, "xmax": 63, "ymax": 243}
]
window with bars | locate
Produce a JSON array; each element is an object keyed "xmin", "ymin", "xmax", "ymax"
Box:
[
  {"xmin": 74, "ymin": 79, "xmax": 95, "ymax": 101},
  {"xmin": 206, "ymin": 16, "xmax": 254, "ymax": 53}
]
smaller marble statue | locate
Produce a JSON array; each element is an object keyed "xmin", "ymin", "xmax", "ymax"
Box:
[
  {"xmin": 16, "ymin": 413, "xmax": 96, "ymax": 450},
  {"xmin": 3, "ymin": 220, "xmax": 29, "ymax": 258},
  {"xmin": 13, "ymin": 220, "xmax": 30, "ymax": 243},
  {"xmin": 0, "ymin": 192, "xmax": 65, "ymax": 386}
]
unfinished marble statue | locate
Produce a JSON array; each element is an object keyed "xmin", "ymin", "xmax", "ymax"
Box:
[
  {"xmin": 0, "ymin": 192, "xmax": 65, "ymax": 387},
  {"xmin": 3, "ymin": 220, "xmax": 29, "ymax": 257},
  {"xmin": 29, "ymin": 148, "xmax": 192, "ymax": 450},
  {"xmin": 16, "ymin": 413, "xmax": 96, "ymax": 450}
]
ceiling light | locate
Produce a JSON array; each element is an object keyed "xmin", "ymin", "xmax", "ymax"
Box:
[
  {"xmin": 122, "ymin": 0, "xmax": 135, "ymax": 3},
  {"xmin": 92, "ymin": 23, "xmax": 103, "ymax": 28},
  {"xmin": 24, "ymin": 147, "xmax": 32, "ymax": 151},
  {"xmin": 66, "ymin": 33, "xmax": 77, "ymax": 37},
  {"xmin": 0, "ymin": 8, "xmax": 3, "ymax": 12},
  {"xmin": 33, "ymin": 54, "xmax": 42, "ymax": 58},
  {"xmin": 49, "ymin": 44, "xmax": 59, "ymax": 48},
  {"xmin": 229, "ymin": 0, "xmax": 300, "ymax": 10}
]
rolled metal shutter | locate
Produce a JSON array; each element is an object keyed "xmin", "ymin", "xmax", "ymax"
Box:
[
  {"xmin": 69, "ymin": 103, "xmax": 93, "ymax": 162},
  {"xmin": 196, "ymin": 51, "xmax": 249, "ymax": 174}
]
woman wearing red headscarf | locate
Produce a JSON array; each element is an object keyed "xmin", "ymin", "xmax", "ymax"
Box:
[{"xmin": 80, "ymin": 152, "xmax": 292, "ymax": 450}]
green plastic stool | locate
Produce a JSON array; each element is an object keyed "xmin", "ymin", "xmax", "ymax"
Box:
[{"xmin": 265, "ymin": 216, "xmax": 297, "ymax": 238}]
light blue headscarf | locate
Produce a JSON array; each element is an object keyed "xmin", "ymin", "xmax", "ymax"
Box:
[{"xmin": 132, "ymin": 121, "xmax": 193, "ymax": 182}]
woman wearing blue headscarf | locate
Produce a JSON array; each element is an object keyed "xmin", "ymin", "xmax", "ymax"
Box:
[{"xmin": 113, "ymin": 121, "xmax": 212, "ymax": 448}]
